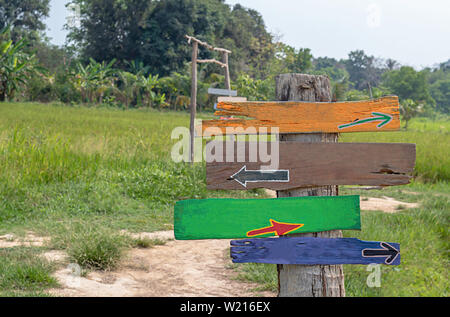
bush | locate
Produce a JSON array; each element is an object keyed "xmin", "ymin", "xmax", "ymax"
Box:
[{"xmin": 56, "ymin": 225, "xmax": 129, "ymax": 271}]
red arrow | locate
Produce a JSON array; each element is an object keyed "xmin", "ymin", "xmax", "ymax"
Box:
[{"xmin": 247, "ymin": 219, "xmax": 304, "ymax": 237}]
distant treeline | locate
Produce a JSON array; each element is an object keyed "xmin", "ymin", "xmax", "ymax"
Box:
[{"xmin": 0, "ymin": 0, "xmax": 449, "ymax": 117}]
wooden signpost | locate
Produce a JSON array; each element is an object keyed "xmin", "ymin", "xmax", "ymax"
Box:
[
  {"xmin": 185, "ymin": 35, "xmax": 232, "ymax": 162},
  {"xmin": 174, "ymin": 196, "xmax": 361, "ymax": 240},
  {"xmin": 231, "ymin": 238, "xmax": 401, "ymax": 266},
  {"xmin": 201, "ymin": 96, "xmax": 401, "ymax": 134},
  {"xmin": 174, "ymin": 73, "xmax": 416, "ymax": 297},
  {"xmin": 206, "ymin": 142, "xmax": 416, "ymax": 190}
]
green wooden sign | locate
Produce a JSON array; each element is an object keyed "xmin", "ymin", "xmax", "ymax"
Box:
[{"xmin": 174, "ymin": 195, "xmax": 361, "ymax": 240}]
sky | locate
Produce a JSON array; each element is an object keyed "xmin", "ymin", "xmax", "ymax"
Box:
[{"xmin": 45, "ymin": 0, "xmax": 450, "ymax": 69}]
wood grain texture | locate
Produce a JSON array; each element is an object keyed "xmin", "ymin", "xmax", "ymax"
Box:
[
  {"xmin": 231, "ymin": 237, "xmax": 401, "ymax": 266},
  {"xmin": 274, "ymin": 73, "xmax": 343, "ymax": 298},
  {"xmin": 206, "ymin": 142, "xmax": 416, "ymax": 190},
  {"xmin": 174, "ymin": 196, "xmax": 361, "ymax": 240},
  {"xmin": 201, "ymin": 96, "xmax": 400, "ymax": 134}
]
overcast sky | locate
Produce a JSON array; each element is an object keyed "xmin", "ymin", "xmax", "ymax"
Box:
[{"xmin": 45, "ymin": 0, "xmax": 450, "ymax": 69}]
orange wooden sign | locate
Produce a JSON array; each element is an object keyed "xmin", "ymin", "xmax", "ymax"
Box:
[{"xmin": 201, "ymin": 96, "xmax": 400, "ymax": 134}]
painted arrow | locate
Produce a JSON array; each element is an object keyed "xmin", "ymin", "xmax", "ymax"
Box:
[
  {"xmin": 338, "ymin": 112, "xmax": 393, "ymax": 130},
  {"xmin": 247, "ymin": 220, "xmax": 304, "ymax": 237},
  {"xmin": 362, "ymin": 242, "xmax": 400, "ymax": 265},
  {"xmin": 230, "ymin": 237, "xmax": 401, "ymax": 266},
  {"xmin": 229, "ymin": 166, "xmax": 289, "ymax": 188}
]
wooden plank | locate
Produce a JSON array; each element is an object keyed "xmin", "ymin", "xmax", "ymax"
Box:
[
  {"xmin": 174, "ymin": 196, "xmax": 361, "ymax": 240},
  {"xmin": 201, "ymin": 96, "xmax": 400, "ymax": 134},
  {"xmin": 231, "ymin": 237, "xmax": 401, "ymax": 266},
  {"xmin": 208, "ymin": 88, "xmax": 238, "ymax": 96},
  {"xmin": 215, "ymin": 97, "xmax": 247, "ymax": 111},
  {"xmin": 217, "ymin": 97, "xmax": 247, "ymax": 103},
  {"xmin": 206, "ymin": 142, "xmax": 416, "ymax": 190}
]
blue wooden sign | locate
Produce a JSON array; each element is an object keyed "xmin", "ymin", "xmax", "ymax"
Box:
[{"xmin": 230, "ymin": 237, "xmax": 400, "ymax": 266}]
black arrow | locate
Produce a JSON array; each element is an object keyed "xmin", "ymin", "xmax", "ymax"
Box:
[
  {"xmin": 229, "ymin": 166, "xmax": 290, "ymax": 188},
  {"xmin": 362, "ymin": 242, "xmax": 400, "ymax": 265}
]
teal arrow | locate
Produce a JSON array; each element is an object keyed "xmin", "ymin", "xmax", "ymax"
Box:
[{"xmin": 338, "ymin": 112, "xmax": 393, "ymax": 130}]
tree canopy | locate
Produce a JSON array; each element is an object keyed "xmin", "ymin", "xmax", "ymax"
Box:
[
  {"xmin": 0, "ymin": 0, "xmax": 50, "ymax": 42},
  {"xmin": 0, "ymin": 0, "xmax": 448, "ymax": 114},
  {"xmin": 66, "ymin": 0, "xmax": 275, "ymax": 78}
]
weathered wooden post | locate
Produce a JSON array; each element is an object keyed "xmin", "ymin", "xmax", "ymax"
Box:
[
  {"xmin": 185, "ymin": 35, "xmax": 232, "ymax": 163},
  {"xmin": 189, "ymin": 41, "xmax": 198, "ymax": 163},
  {"xmin": 222, "ymin": 52, "xmax": 231, "ymax": 92},
  {"xmin": 275, "ymin": 73, "xmax": 345, "ymax": 297}
]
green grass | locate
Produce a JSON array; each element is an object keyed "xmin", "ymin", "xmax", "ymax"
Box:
[
  {"xmin": 0, "ymin": 102, "xmax": 263, "ymax": 234},
  {"xmin": 130, "ymin": 237, "xmax": 166, "ymax": 249},
  {"xmin": 48, "ymin": 223, "xmax": 130, "ymax": 271},
  {"xmin": 0, "ymin": 102, "xmax": 448, "ymax": 297},
  {"xmin": 341, "ymin": 117, "xmax": 450, "ymax": 183},
  {"xmin": 0, "ymin": 247, "xmax": 58, "ymax": 297}
]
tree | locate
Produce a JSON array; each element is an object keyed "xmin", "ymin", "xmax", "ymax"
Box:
[
  {"xmin": 0, "ymin": 0, "xmax": 50, "ymax": 43},
  {"xmin": 344, "ymin": 50, "xmax": 382, "ymax": 90},
  {"xmin": 66, "ymin": 0, "xmax": 150, "ymax": 68},
  {"xmin": 274, "ymin": 43, "xmax": 312, "ymax": 73},
  {"xmin": 430, "ymin": 79, "xmax": 450, "ymax": 114},
  {"xmin": 222, "ymin": 3, "xmax": 275, "ymax": 79},
  {"xmin": 66, "ymin": 0, "xmax": 276, "ymax": 79},
  {"xmin": 400, "ymin": 99, "xmax": 424, "ymax": 130},
  {"xmin": 234, "ymin": 74, "xmax": 274, "ymax": 101},
  {"xmin": 384, "ymin": 58, "xmax": 400, "ymax": 71},
  {"xmin": 382, "ymin": 66, "xmax": 434, "ymax": 105},
  {"xmin": 0, "ymin": 27, "xmax": 40, "ymax": 101},
  {"xmin": 425, "ymin": 61, "xmax": 450, "ymax": 114}
]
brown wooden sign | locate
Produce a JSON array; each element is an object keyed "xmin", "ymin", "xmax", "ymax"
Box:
[
  {"xmin": 201, "ymin": 96, "xmax": 400, "ymax": 134},
  {"xmin": 206, "ymin": 142, "xmax": 416, "ymax": 190}
]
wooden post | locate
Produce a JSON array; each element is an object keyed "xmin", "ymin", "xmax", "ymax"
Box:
[
  {"xmin": 275, "ymin": 73, "xmax": 346, "ymax": 297},
  {"xmin": 223, "ymin": 52, "xmax": 231, "ymax": 91},
  {"xmin": 186, "ymin": 35, "xmax": 232, "ymax": 163},
  {"xmin": 189, "ymin": 41, "xmax": 198, "ymax": 163}
]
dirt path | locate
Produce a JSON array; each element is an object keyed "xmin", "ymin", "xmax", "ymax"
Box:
[
  {"xmin": 48, "ymin": 231, "xmax": 275, "ymax": 298},
  {"xmin": 359, "ymin": 196, "xmax": 418, "ymax": 213},
  {"xmin": 265, "ymin": 190, "xmax": 419, "ymax": 212}
]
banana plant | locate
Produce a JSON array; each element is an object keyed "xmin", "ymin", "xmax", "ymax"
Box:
[
  {"xmin": 90, "ymin": 58, "xmax": 117, "ymax": 104},
  {"xmin": 0, "ymin": 26, "xmax": 40, "ymax": 101},
  {"xmin": 72, "ymin": 58, "xmax": 116, "ymax": 104},
  {"xmin": 138, "ymin": 73, "xmax": 161, "ymax": 108},
  {"xmin": 116, "ymin": 71, "xmax": 139, "ymax": 109}
]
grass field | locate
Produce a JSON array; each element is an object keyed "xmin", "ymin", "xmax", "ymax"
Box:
[{"xmin": 0, "ymin": 102, "xmax": 448, "ymax": 297}]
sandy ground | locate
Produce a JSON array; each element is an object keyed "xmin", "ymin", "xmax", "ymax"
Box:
[
  {"xmin": 265, "ymin": 190, "xmax": 419, "ymax": 213},
  {"xmin": 0, "ymin": 195, "xmax": 419, "ymax": 297},
  {"xmin": 359, "ymin": 196, "xmax": 419, "ymax": 213},
  {"xmin": 0, "ymin": 232, "xmax": 50, "ymax": 248},
  {"xmin": 47, "ymin": 231, "xmax": 275, "ymax": 297}
]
